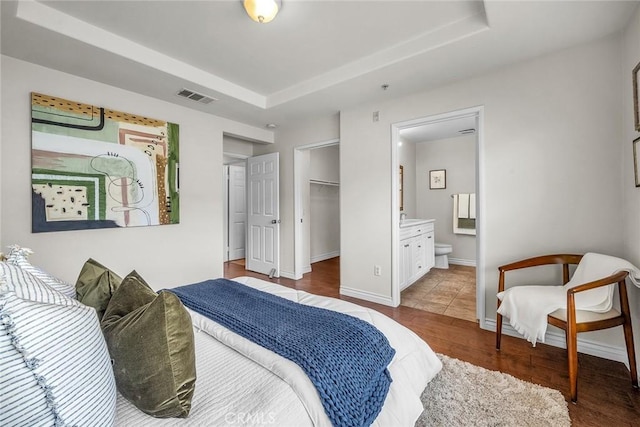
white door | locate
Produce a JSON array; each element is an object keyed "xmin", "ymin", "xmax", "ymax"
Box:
[
  {"xmin": 228, "ymin": 164, "xmax": 246, "ymax": 261},
  {"xmin": 246, "ymin": 153, "xmax": 280, "ymax": 276}
]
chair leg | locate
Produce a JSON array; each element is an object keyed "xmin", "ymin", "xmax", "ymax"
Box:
[
  {"xmin": 619, "ymin": 280, "xmax": 638, "ymax": 389},
  {"xmin": 567, "ymin": 329, "xmax": 579, "ymax": 403},
  {"xmin": 496, "ymin": 312, "xmax": 503, "ymax": 350},
  {"xmin": 622, "ymin": 316, "xmax": 639, "ymax": 389}
]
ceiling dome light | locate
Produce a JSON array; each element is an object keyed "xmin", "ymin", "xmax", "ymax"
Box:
[{"xmin": 244, "ymin": 0, "xmax": 280, "ymax": 24}]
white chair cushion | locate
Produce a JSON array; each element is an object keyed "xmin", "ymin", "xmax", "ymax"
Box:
[{"xmin": 549, "ymin": 308, "xmax": 621, "ymax": 323}]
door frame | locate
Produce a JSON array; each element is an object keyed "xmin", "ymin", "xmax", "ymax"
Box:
[
  {"xmin": 293, "ymin": 139, "xmax": 340, "ymax": 280},
  {"xmin": 390, "ymin": 106, "xmax": 486, "ymax": 328}
]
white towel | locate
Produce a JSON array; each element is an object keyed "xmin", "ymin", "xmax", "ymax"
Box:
[
  {"xmin": 457, "ymin": 194, "xmax": 469, "ymax": 219},
  {"xmin": 497, "ymin": 253, "xmax": 640, "ymax": 346},
  {"xmin": 469, "ymin": 193, "xmax": 476, "ymax": 219}
]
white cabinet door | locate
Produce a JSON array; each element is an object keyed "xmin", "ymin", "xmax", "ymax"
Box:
[
  {"xmin": 399, "ymin": 221, "xmax": 435, "ymax": 291},
  {"xmin": 399, "ymin": 238, "xmax": 412, "ymax": 290},
  {"xmin": 411, "ymin": 235, "xmax": 426, "ymax": 284},
  {"xmin": 425, "ymin": 231, "xmax": 435, "ymax": 270}
]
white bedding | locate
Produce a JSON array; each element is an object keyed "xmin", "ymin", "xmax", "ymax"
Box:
[{"xmin": 115, "ymin": 276, "xmax": 442, "ymax": 426}]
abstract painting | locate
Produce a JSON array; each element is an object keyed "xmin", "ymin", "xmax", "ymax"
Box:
[{"xmin": 31, "ymin": 93, "xmax": 179, "ymax": 233}]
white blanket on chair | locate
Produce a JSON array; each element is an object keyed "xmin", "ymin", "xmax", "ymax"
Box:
[{"xmin": 497, "ymin": 253, "xmax": 640, "ymax": 346}]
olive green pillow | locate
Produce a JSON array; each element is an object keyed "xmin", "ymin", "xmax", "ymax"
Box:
[
  {"xmin": 101, "ymin": 271, "xmax": 196, "ymax": 418},
  {"xmin": 75, "ymin": 258, "xmax": 122, "ymax": 320}
]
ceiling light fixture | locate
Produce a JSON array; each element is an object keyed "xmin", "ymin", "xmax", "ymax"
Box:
[{"xmin": 243, "ymin": 0, "xmax": 281, "ymax": 24}]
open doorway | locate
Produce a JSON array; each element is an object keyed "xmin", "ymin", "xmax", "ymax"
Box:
[
  {"xmin": 391, "ymin": 106, "xmax": 486, "ymax": 327},
  {"xmin": 223, "ymin": 137, "xmax": 281, "ymax": 278},
  {"xmin": 293, "ymin": 139, "xmax": 340, "ymax": 280},
  {"xmin": 223, "ymin": 145, "xmax": 249, "ymax": 264},
  {"xmin": 224, "ymin": 162, "xmax": 247, "ymax": 263}
]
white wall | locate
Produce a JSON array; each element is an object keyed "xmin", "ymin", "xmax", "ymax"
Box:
[
  {"xmin": 341, "ymin": 34, "xmax": 625, "ymax": 346},
  {"xmin": 223, "ymin": 135, "xmax": 254, "ymax": 163},
  {"xmin": 253, "ymin": 115, "xmax": 339, "ymax": 278},
  {"xmin": 310, "ymin": 144, "xmax": 339, "ymax": 183},
  {"xmin": 310, "ymin": 184, "xmax": 340, "ymax": 262},
  {"xmin": 309, "ymin": 145, "xmax": 340, "ymax": 262},
  {"xmin": 341, "ymin": 106, "xmax": 395, "ymax": 299},
  {"xmin": 416, "ymin": 135, "xmax": 476, "ymax": 262},
  {"xmin": 0, "ymin": 56, "xmax": 268, "ymax": 289},
  {"xmin": 622, "ymin": 5, "xmax": 640, "ymax": 369}
]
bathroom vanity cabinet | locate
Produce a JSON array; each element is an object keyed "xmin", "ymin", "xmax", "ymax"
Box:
[{"xmin": 399, "ymin": 219, "xmax": 435, "ymax": 290}]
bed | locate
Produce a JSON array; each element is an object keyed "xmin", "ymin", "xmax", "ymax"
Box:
[
  {"xmin": 114, "ymin": 276, "xmax": 443, "ymax": 426},
  {"xmin": 1, "ymin": 247, "xmax": 442, "ymax": 427}
]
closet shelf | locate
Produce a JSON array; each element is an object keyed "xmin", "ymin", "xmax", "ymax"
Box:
[{"xmin": 310, "ymin": 179, "xmax": 340, "ymax": 187}]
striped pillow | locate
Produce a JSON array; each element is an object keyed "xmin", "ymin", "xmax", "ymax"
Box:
[
  {"xmin": 6, "ymin": 245, "xmax": 76, "ymax": 299},
  {"xmin": 0, "ymin": 262, "xmax": 79, "ymax": 307},
  {"xmin": 0, "ymin": 290, "xmax": 116, "ymax": 426}
]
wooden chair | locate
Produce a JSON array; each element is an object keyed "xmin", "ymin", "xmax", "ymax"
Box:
[{"xmin": 495, "ymin": 254, "xmax": 638, "ymax": 403}]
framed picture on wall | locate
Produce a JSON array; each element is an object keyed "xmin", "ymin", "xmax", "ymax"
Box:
[
  {"xmin": 429, "ymin": 169, "xmax": 446, "ymax": 189},
  {"xmin": 634, "ymin": 61, "xmax": 640, "ymax": 132},
  {"xmin": 634, "ymin": 137, "xmax": 640, "ymax": 187},
  {"xmin": 30, "ymin": 92, "xmax": 180, "ymax": 232}
]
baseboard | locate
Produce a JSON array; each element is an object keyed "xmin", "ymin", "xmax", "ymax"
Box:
[
  {"xmin": 279, "ymin": 270, "xmax": 297, "ymax": 280},
  {"xmin": 310, "ymin": 251, "xmax": 340, "ymax": 264},
  {"xmin": 282, "ymin": 266, "xmax": 311, "ymax": 280},
  {"xmin": 340, "ymin": 286, "xmax": 395, "ymax": 307},
  {"xmin": 483, "ymin": 318, "xmax": 631, "ymax": 369},
  {"xmin": 449, "ymin": 257, "xmax": 476, "ymax": 267}
]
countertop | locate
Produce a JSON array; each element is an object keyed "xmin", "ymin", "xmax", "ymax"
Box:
[{"xmin": 399, "ymin": 218, "xmax": 435, "ymax": 228}]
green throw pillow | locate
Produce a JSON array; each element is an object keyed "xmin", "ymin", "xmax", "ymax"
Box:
[
  {"xmin": 101, "ymin": 271, "xmax": 196, "ymax": 418},
  {"xmin": 75, "ymin": 258, "xmax": 122, "ymax": 320}
]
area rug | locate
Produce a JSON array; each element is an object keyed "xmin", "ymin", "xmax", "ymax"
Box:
[{"xmin": 416, "ymin": 354, "xmax": 571, "ymax": 427}]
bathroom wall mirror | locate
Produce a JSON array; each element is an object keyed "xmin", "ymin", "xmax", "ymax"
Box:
[{"xmin": 399, "ymin": 165, "xmax": 404, "ymax": 211}]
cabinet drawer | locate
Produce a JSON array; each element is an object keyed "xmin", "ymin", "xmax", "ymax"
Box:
[
  {"xmin": 418, "ymin": 222, "xmax": 434, "ymax": 233},
  {"xmin": 399, "ymin": 228, "xmax": 413, "ymax": 240},
  {"xmin": 399, "ymin": 221, "xmax": 434, "ymax": 239}
]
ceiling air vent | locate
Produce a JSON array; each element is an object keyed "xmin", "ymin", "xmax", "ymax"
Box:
[{"xmin": 176, "ymin": 88, "xmax": 217, "ymax": 105}]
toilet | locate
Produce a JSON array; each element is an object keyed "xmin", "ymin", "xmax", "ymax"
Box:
[{"xmin": 434, "ymin": 243, "xmax": 453, "ymax": 269}]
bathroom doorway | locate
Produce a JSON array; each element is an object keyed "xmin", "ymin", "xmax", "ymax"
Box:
[{"xmin": 391, "ymin": 106, "xmax": 485, "ymax": 326}]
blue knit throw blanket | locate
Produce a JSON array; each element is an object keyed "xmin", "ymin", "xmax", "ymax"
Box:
[{"xmin": 168, "ymin": 279, "xmax": 395, "ymax": 427}]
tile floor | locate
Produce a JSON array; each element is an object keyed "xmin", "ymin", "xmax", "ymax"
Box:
[{"xmin": 401, "ymin": 264, "xmax": 477, "ymax": 322}]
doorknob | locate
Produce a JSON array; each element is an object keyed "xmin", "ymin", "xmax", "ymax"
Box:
[{"xmin": 271, "ymin": 219, "xmax": 281, "ymax": 224}]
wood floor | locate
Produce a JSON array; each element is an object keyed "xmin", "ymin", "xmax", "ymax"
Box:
[{"xmin": 224, "ymin": 257, "xmax": 640, "ymax": 426}]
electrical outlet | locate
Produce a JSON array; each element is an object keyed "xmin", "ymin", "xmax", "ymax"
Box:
[
  {"xmin": 374, "ymin": 265, "xmax": 382, "ymax": 276},
  {"xmin": 373, "ymin": 111, "xmax": 380, "ymax": 122}
]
